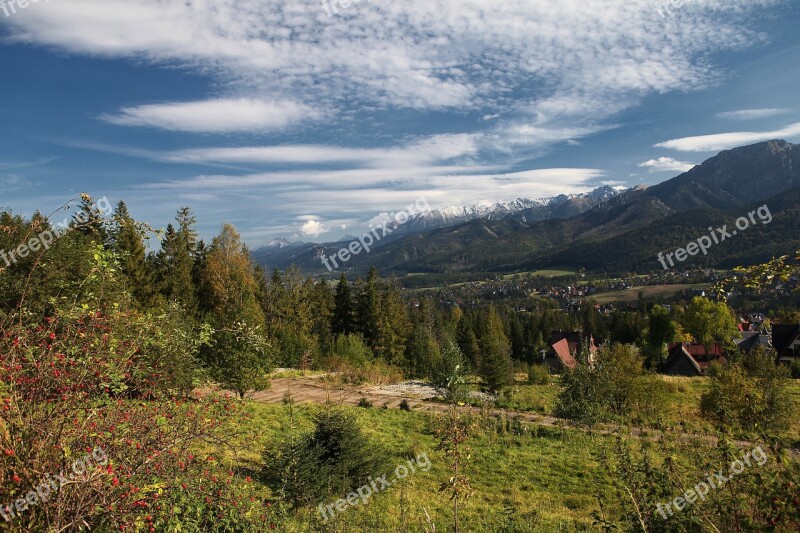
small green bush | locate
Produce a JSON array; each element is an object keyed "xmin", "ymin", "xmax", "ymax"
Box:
[
  {"xmin": 527, "ymin": 364, "xmax": 551, "ymax": 385},
  {"xmin": 266, "ymin": 409, "xmax": 387, "ymax": 506}
]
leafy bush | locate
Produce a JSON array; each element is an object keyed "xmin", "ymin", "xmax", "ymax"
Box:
[
  {"xmin": 527, "ymin": 364, "xmax": 551, "ymax": 385},
  {"xmin": 602, "ymin": 435, "xmax": 800, "ymax": 532},
  {"xmin": 357, "ymin": 397, "xmax": 373, "ymax": 408},
  {"xmin": 202, "ymin": 321, "xmax": 272, "ymax": 398},
  {"xmin": 430, "ymin": 342, "xmax": 468, "ymax": 403},
  {"xmin": 790, "ymin": 358, "xmax": 800, "ymax": 379},
  {"xmin": 555, "ymin": 343, "xmax": 667, "ymax": 424},
  {"xmin": 0, "ymin": 307, "xmax": 267, "ymax": 531},
  {"xmin": 701, "ymin": 346, "xmax": 794, "ymax": 434},
  {"xmin": 320, "ymin": 333, "xmax": 373, "ymax": 369}
]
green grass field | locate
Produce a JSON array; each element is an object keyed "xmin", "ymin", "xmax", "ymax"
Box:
[
  {"xmin": 227, "ymin": 401, "xmax": 617, "ymax": 532},
  {"xmin": 213, "ymin": 376, "xmax": 800, "ymax": 531},
  {"xmin": 591, "ymin": 284, "xmax": 710, "ymax": 303}
]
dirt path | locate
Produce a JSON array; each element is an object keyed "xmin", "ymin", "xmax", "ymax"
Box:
[
  {"xmin": 234, "ymin": 377, "xmax": 795, "ymax": 454},
  {"xmin": 245, "ymin": 377, "xmax": 630, "ymax": 437}
]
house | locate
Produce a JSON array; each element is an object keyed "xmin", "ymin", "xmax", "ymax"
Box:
[
  {"xmin": 663, "ymin": 343, "xmax": 727, "ymax": 376},
  {"xmin": 546, "ymin": 332, "xmax": 598, "ymax": 371},
  {"xmin": 736, "ymin": 331, "xmax": 772, "ymax": 355},
  {"xmin": 771, "ymin": 323, "xmax": 800, "ymax": 364}
]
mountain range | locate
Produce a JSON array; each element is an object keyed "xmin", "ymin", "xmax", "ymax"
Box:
[{"xmin": 252, "ymin": 140, "xmax": 800, "ymax": 276}]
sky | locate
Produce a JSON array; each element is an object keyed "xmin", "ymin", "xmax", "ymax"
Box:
[{"xmin": 1, "ymin": 0, "xmax": 799, "ymax": 246}]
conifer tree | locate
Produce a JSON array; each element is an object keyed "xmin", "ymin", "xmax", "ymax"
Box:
[
  {"xmin": 332, "ymin": 273, "xmax": 354, "ymax": 335},
  {"xmin": 479, "ymin": 308, "xmax": 514, "ymax": 393},
  {"xmin": 110, "ymin": 201, "xmax": 152, "ymax": 307}
]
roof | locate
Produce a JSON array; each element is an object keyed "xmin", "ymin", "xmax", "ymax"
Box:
[
  {"xmin": 551, "ymin": 338, "xmax": 577, "ymax": 369},
  {"xmin": 736, "ymin": 332, "xmax": 771, "ymax": 354},
  {"xmin": 772, "ymin": 324, "xmax": 800, "ymax": 355},
  {"xmin": 666, "ymin": 343, "xmax": 727, "ymax": 374},
  {"xmin": 549, "ymin": 331, "xmax": 598, "ymax": 355}
]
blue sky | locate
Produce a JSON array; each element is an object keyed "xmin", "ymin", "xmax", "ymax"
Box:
[{"xmin": 1, "ymin": 0, "xmax": 799, "ymax": 246}]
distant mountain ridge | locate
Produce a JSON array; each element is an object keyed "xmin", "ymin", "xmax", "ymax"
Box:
[
  {"xmin": 253, "ymin": 140, "xmax": 800, "ymax": 275},
  {"xmin": 252, "ymin": 185, "xmax": 624, "ymax": 268}
]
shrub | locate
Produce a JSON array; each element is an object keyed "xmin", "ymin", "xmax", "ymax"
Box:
[
  {"xmin": 357, "ymin": 397, "xmax": 373, "ymax": 408},
  {"xmin": 701, "ymin": 346, "xmax": 794, "ymax": 433},
  {"xmin": 430, "ymin": 342, "xmax": 468, "ymax": 403},
  {"xmin": 202, "ymin": 321, "xmax": 272, "ymax": 399},
  {"xmin": 0, "ymin": 307, "xmax": 266, "ymax": 531},
  {"xmin": 603, "ymin": 435, "xmax": 800, "ymax": 532},
  {"xmin": 324, "ymin": 333, "xmax": 373, "ymax": 368},
  {"xmin": 267, "ymin": 409, "xmax": 386, "ymax": 506},
  {"xmin": 555, "ymin": 343, "xmax": 666, "ymax": 424},
  {"xmin": 527, "ymin": 364, "xmax": 551, "ymax": 385},
  {"xmin": 790, "ymin": 358, "xmax": 800, "ymax": 379}
]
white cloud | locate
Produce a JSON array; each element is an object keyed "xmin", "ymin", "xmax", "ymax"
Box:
[
  {"xmin": 3, "ymin": 0, "xmax": 785, "ymax": 147},
  {"xmin": 639, "ymin": 157, "xmax": 695, "ymax": 173},
  {"xmin": 299, "ymin": 218, "xmax": 329, "ymax": 238},
  {"xmin": 99, "ymin": 98, "xmax": 318, "ymax": 133},
  {"xmin": 716, "ymin": 108, "xmax": 790, "ymax": 120},
  {"xmin": 655, "ymin": 121, "xmax": 800, "ymax": 152}
]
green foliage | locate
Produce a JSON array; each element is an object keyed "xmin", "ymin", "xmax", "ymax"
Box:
[
  {"xmin": 555, "ymin": 344, "xmax": 667, "ymax": 424},
  {"xmin": 332, "ymin": 273, "xmax": 354, "ymax": 335},
  {"xmin": 479, "ymin": 308, "xmax": 514, "ymax": 393},
  {"xmin": 791, "ymin": 358, "xmax": 800, "ymax": 379},
  {"xmin": 527, "ymin": 364, "xmax": 551, "ymax": 385},
  {"xmin": 323, "ymin": 333, "xmax": 373, "ymax": 368},
  {"xmin": 430, "ymin": 341, "xmax": 468, "ymax": 403},
  {"xmin": 603, "ymin": 435, "xmax": 800, "ymax": 532},
  {"xmin": 266, "ymin": 408, "xmax": 387, "ymax": 506},
  {"xmin": 683, "ymin": 297, "xmax": 739, "ymax": 351},
  {"xmin": 701, "ymin": 346, "xmax": 795, "ymax": 434},
  {"xmin": 203, "ymin": 321, "xmax": 272, "ymax": 398}
]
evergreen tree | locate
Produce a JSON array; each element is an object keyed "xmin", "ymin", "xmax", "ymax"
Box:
[
  {"xmin": 332, "ymin": 273, "xmax": 354, "ymax": 335},
  {"xmin": 355, "ymin": 267, "xmax": 381, "ymax": 348},
  {"xmin": 156, "ymin": 224, "xmax": 196, "ymax": 311},
  {"xmin": 71, "ymin": 194, "xmax": 108, "ymax": 242},
  {"xmin": 456, "ymin": 315, "xmax": 481, "ymax": 370},
  {"xmin": 110, "ymin": 201, "xmax": 152, "ymax": 307},
  {"xmin": 479, "ymin": 308, "xmax": 514, "ymax": 393},
  {"xmin": 373, "ymin": 282, "xmax": 411, "ymax": 364}
]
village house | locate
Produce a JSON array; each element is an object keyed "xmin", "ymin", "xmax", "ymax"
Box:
[
  {"xmin": 546, "ymin": 331, "xmax": 598, "ymax": 371},
  {"xmin": 663, "ymin": 342, "xmax": 727, "ymax": 376},
  {"xmin": 771, "ymin": 323, "xmax": 800, "ymax": 364}
]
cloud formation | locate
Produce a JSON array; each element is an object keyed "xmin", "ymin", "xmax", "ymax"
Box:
[
  {"xmin": 655, "ymin": 121, "xmax": 800, "ymax": 152},
  {"xmin": 716, "ymin": 108, "xmax": 790, "ymax": 120},
  {"xmin": 639, "ymin": 157, "xmax": 696, "ymax": 173},
  {"xmin": 99, "ymin": 98, "xmax": 319, "ymax": 133}
]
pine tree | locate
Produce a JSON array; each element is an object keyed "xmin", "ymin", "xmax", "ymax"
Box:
[
  {"xmin": 110, "ymin": 201, "xmax": 152, "ymax": 307},
  {"xmin": 456, "ymin": 315, "xmax": 481, "ymax": 370},
  {"xmin": 479, "ymin": 308, "xmax": 514, "ymax": 393},
  {"xmin": 71, "ymin": 194, "xmax": 108, "ymax": 242},
  {"xmin": 355, "ymin": 268, "xmax": 381, "ymax": 348},
  {"xmin": 332, "ymin": 273, "xmax": 354, "ymax": 335},
  {"xmin": 156, "ymin": 224, "xmax": 196, "ymax": 311},
  {"xmin": 373, "ymin": 282, "xmax": 411, "ymax": 364}
]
